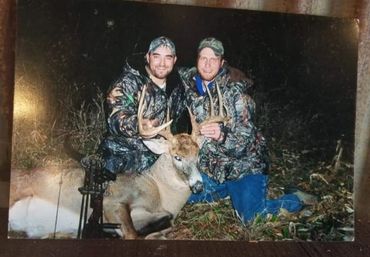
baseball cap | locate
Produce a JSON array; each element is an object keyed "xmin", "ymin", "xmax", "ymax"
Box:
[
  {"xmin": 147, "ymin": 36, "xmax": 176, "ymax": 55},
  {"xmin": 198, "ymin": 37, "xmax": 224, "ymax": 57}
]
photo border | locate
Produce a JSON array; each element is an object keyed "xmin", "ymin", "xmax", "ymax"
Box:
[{"xmin": 1, "ymin": 0, "xmax": 369, "ymax": 256}]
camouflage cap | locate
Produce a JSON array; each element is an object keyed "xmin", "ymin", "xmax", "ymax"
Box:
[
  {"xmin": 198, "ymin": 37, "xmax": 224, "ymax": 57},
  {"xmin": 147, "ymin": 36, "xmax": 176, "ymax": 55}
]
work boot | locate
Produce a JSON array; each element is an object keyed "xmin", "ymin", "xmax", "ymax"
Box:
[{"xmin": 284, "ymin": 186, "xmax": 318, "ymax": 206}]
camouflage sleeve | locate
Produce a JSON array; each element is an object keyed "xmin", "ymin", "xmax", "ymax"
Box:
[
  {"xmin": 106, "ymin": 76, "xmax": 140, "ymax": 137},
  {"xmin": 169, "ymin": 68, "xmax": 193, "ymax": 133},
  {"xmin": 219, "ymin": 83, "xmax": 258, "ymax": 157},
  {"xmin": 168, "ymin": 86, "xmax": 183, "ymax": 116}
]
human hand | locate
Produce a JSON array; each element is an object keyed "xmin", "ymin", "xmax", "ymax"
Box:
[
  {"xmin": 141, "ymin": 118, "xmax": 160, "ymax": 129},
  {"xmin": 200, "ymin": 123, "xmax": 223, "ymax": 141}
]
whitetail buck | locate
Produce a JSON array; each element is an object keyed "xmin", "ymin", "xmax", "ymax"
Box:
[
  {"xmin": 9, "ymin": 84, "xmax": 229, "ymax": 239},
  {"xmin": 8, "ymin": 164, "xmax": 86, "ymax": 238}
]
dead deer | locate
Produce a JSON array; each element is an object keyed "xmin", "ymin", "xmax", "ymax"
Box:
[
  {"xmin": 8, "ymin": 83, "xmax": 229, "ymax": 239},
  {"xmin": 8, "ymin": 165, "xmax": 86, "ymax": 238},
  {"xmin": 104, "ymin": 83, "xmax": 231, "ymax": 239}
]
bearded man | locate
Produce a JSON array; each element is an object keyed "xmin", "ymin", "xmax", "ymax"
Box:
[{"xmin": 98, "ymin": 36, "xmax": 186, "ymax": 181}]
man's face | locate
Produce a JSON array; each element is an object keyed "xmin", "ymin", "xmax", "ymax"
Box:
[
  {"xmin": 197, "ymin": 47, "xmax": 224, "ymax": 83},
  {"xmin": 146, "ymin": 45, "xmax": 177, "ymax": 80}
]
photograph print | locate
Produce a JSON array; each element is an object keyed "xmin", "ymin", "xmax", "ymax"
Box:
[{"xmin": 8, "ymin": 0, "xmax": 356, "ymax": 241}]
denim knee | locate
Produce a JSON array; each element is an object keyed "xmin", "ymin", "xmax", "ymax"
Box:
[
  {"xmin": 188, "ymin": 173, "xmax": 228, "ymax": 203},
  {"xmin": 226, "ymin": 174, "xmax": 268, "ymax": 223}
]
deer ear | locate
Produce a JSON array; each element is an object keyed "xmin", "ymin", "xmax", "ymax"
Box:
[{"xmin": 143, "ymin": 138, "xmax": 170, "ymax": 155}]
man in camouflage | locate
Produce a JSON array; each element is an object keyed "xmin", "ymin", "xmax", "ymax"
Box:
[
  {"xmin": 179, "ymin": 37, "xmax": 316, "ymax": 223},
  {"xmin": 98, "ymin": 36, "xmax": 186, "ymax": 181}
]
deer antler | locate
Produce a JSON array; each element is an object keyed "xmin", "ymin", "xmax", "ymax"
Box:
[
  {"xmin": 190, "ymin": 80, "xmax": 230, "ymax": 141},
  {"xmin": 188, "ymin": 107, "xmax": 200, "ymax": 141},
  {"xmin": 137, "ymin": 85, "xmax": 173, "ymax": 139},
  {"xmin": 201, "ymin": 80, "xmax": 230, "ymax": 125}
]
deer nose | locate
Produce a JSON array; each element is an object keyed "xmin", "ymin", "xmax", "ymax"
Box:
[{"xmin": 191, "ymin": 181, "xmax": 204, "ymax": 194}]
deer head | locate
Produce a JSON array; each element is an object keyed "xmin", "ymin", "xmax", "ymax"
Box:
[
  {"xmin": 137, "ymin": 85, "xmax": 203, "ymax": 193},
  {"xmin": 137, "ymin": 82, "xmax": 231, "ymax": 193}
]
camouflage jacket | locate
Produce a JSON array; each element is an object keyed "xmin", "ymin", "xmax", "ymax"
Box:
[
  {"xmin": 178, "ymin": 65, "xmax": 269, "ymax": 183},
  {"xmin": 106, "ymin": 58, "xmax": 186, "ymax": 137},
  {"xmin": 99, "ymin": 56, "xmax": 186, "ymax": 174}
]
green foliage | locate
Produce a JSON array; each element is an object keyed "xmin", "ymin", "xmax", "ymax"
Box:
[
  {"xmin": 12, "ymin": 83, "xmax": 106, "ymax": 169},
  {"xmin": 62, "ymin": 86, "xmax": 107, "ymax": 155},
  {"xmin": 171, "ymin": 199, "xmax": 250, "ymax": 240}
]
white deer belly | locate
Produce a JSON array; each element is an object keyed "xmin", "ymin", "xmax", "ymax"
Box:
[{"xmin": 9, "ymin": 196, "xmax": 80, "ymax": 238}]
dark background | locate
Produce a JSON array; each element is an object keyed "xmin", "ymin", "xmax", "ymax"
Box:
[{"xmin": 15, "ymin": 0, "xmax": 358, "ymax": 154}]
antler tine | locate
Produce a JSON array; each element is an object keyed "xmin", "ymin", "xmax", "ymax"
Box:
[
  {"xmin": 137, "ymin": 85, "xmax": 173, "ymax": 139},
  {"xmin": 166, "ymin": 105, "xmax": 170, "ymax": 123},
  {"xmin": 201, "ymin": 80, "xmax": 230, "ymax": 126},
  {"xmin": 204, "ymin": 82, "xmax": 215, "ymax": 117},
  {"xmin": 215, "ymin": 81, "xmax": 224, "ymax": 117},
  {"xmin": 137, "ymin": 86, "xmax": 146, "ymax": 122},
  {"xmin": 188, "ymin": 107, "xmax": 200, "ymax": 141}
]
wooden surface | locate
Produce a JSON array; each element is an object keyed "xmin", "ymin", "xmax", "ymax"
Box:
[
  {"xmin": 1, "ymin": 0, "xmax": 370, "ymax": 256},
  {"xmin": 129, "ymin": 0, "xmax": 361, "ymax": 18}
]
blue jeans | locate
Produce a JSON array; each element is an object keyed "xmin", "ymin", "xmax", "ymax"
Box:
[{"xmin": 188, "ymin": 173, "xmax": 302, "ymax": 223}]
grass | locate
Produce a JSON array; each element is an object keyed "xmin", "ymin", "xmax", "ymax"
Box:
[
  {"xmin": 10, "ymin": 82, "xmax": 353, "ymax": 241},
  {"xmin": 167, "ymin": 140, "xmax": 354, "ymax": 241},
  {"xmin": 170, "ymin": 199, "xmax": 250, "ymax": 240},
  {"xmin": 11, "ymin": 82, "xmax": 106, "ymax": 169}
]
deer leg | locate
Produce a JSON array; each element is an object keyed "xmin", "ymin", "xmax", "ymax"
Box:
[
  {"xmin": 144, "ymin": 226, "xmax": 173, "ymax": 240},
  {"xmin": 136, "ymin": 212, "xmax": 173, "ymax": 236},
  {"xmin": 119, "ymin": 203, "xmax": 138, "ymax": 239},
  {"xmin": 130, "ymin": 208, "xmax": 173, "ymax": 237}
]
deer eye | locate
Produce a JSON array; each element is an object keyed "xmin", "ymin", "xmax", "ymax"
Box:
[{"xmin": 174, "ymin": 156, "xmax": 182, "ymax": 162}]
